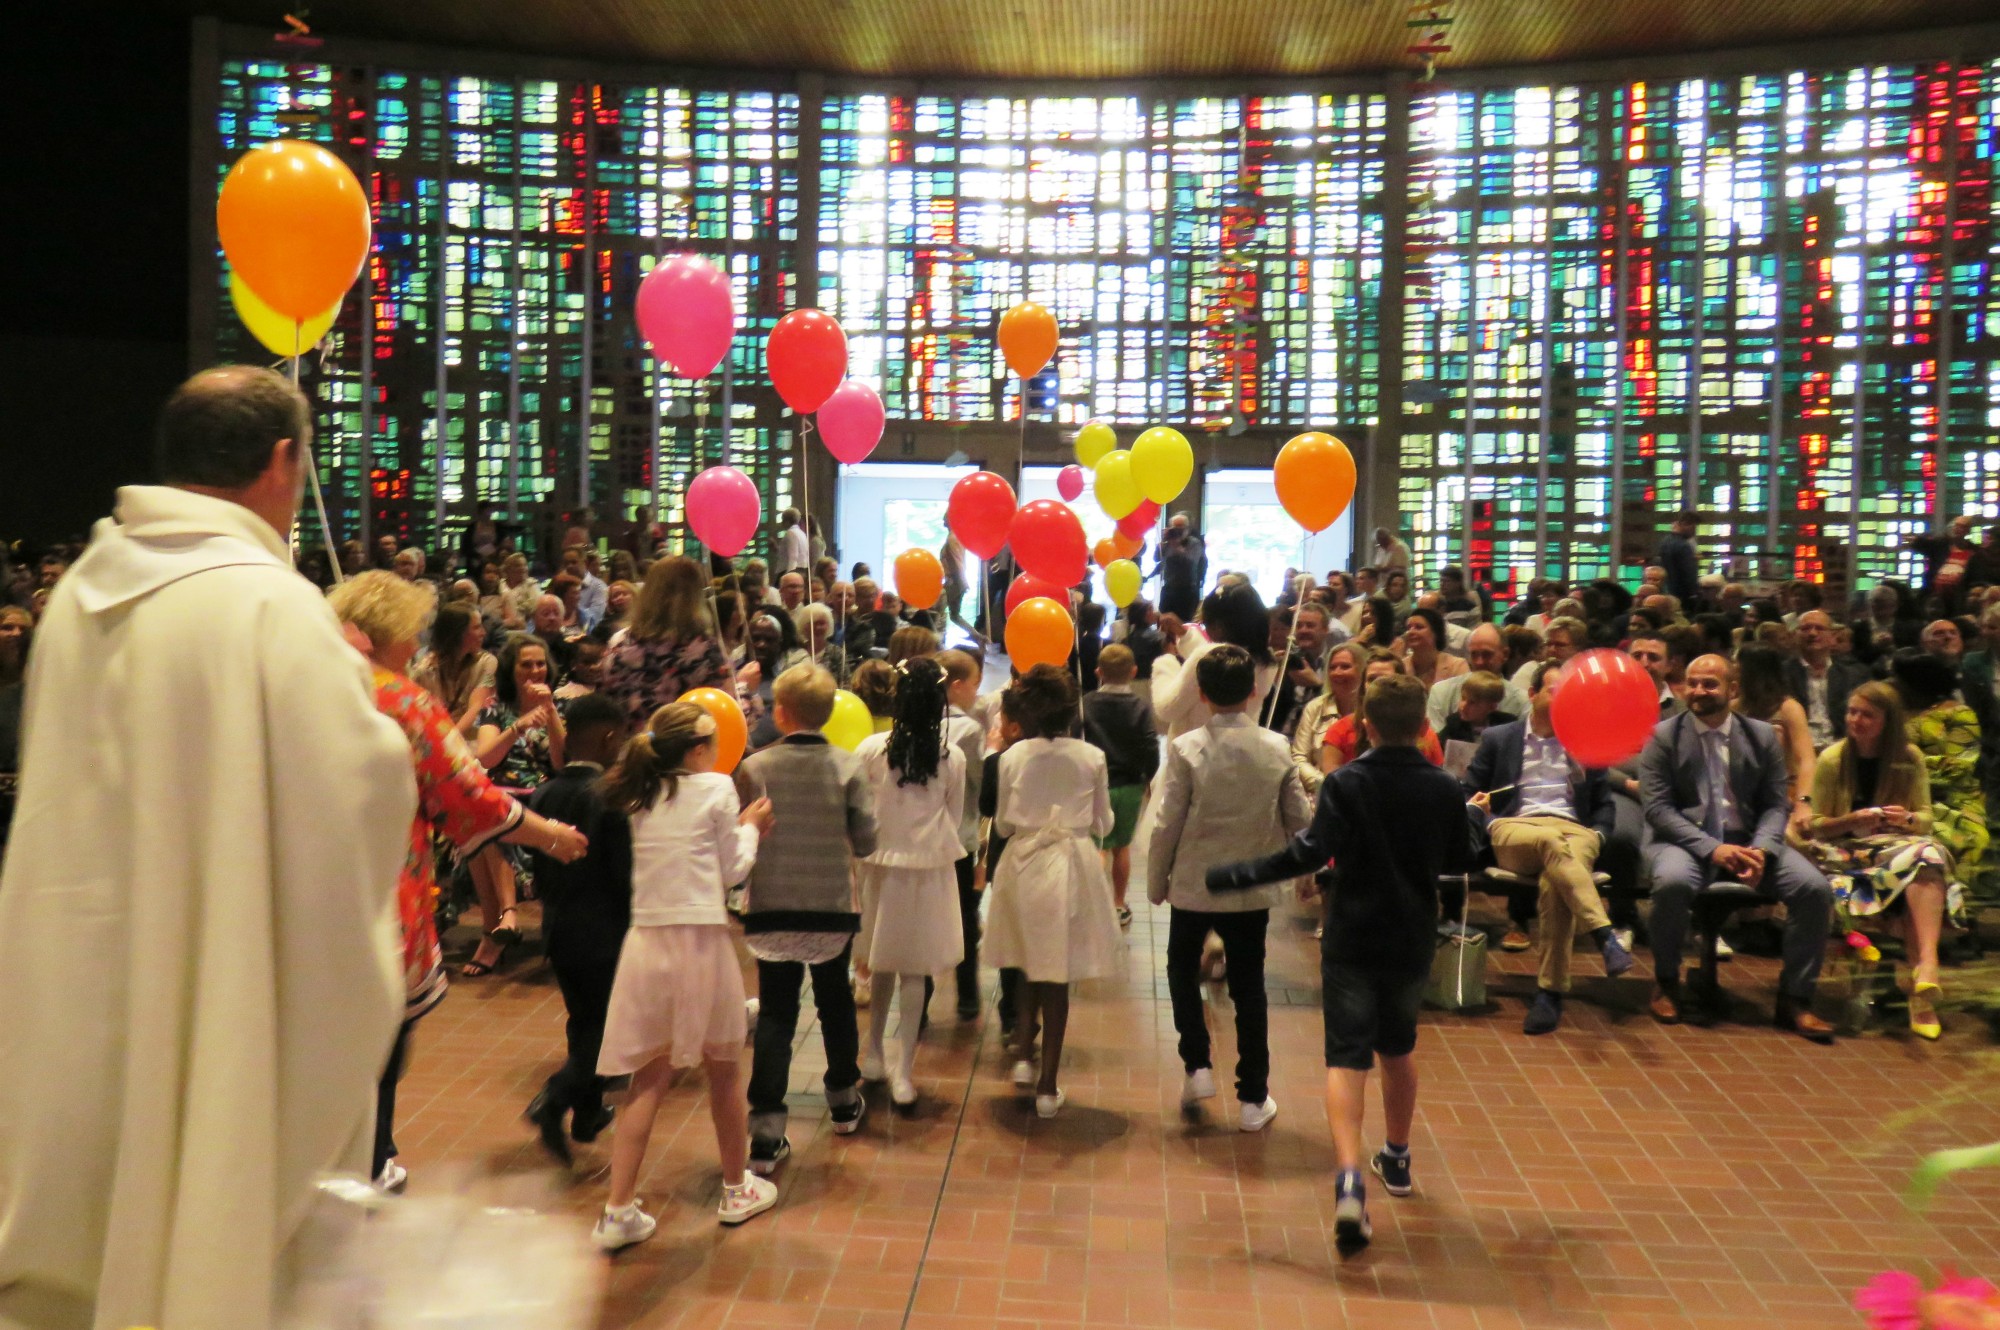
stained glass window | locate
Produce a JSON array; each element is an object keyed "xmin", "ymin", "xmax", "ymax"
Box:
[{"xmin": 206, "ymin": 33, "xmax": 2000, "ymax": 596}]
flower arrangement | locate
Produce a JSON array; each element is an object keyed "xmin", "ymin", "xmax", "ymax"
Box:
[{"xmin": 1857, "ymin": 1271, "xmax": 2000, "ymax": 1330}]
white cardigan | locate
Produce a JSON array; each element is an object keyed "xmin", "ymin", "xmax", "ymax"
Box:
[
  {"xmin": 628, "ymin": 771, "xmax": 761, "ymax": 926},
  {"xmin": 856, "ymin": 731, "xmax": 967, "ymax": 868},
  {"xmin": 1150, "ymin": 630, "xmax": 1279, "ymax": 740}
]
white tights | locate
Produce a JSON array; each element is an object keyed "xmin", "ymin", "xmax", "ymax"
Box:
[{"xmin": 867, "ymin": 972, "xmax": 927, "ymax": 1081}]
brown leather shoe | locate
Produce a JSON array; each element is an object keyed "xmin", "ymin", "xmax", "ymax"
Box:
[
  {"xmin": 1499, "ymin": 929, "xmax": 1533, "ymax": 953},
  {"xmin": 1775, "ymin": 1003, "xmax": 1835, "ymax": 1044},
  {"xmin": 1648, "ymin": 988, "xmax": 1681, "ymax": 1024}
]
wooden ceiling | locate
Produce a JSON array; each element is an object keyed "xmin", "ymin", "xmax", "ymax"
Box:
[{"xmin": 172, "ymin": 0, "xmax": 1995, "ymax": 79}]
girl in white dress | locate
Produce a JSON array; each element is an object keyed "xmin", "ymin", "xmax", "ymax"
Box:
[
  {"xmin": 982, "ymin": 665, "xmax": 1122, "ymax": 1118},
  {"xmin": 592, "ymin": 702, "xmax": 776, "ymax": 1250},
  {"xmin": 854, "ymin": 658, "xmax": 967, "ymax": 1108}
]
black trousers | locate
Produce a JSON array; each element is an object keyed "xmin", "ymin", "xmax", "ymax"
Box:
[
  {"xmin": 542, "ymin": 937, "xmax": 619, "ymax": 1123},
  {"xmin": 1165, "ymin": 907, "xmax": 1271, "ymax": 1105},
  {"xmin": 953, "ymin": 856, "xmax": 981, "ymax": 1011},
  {"xmin": 747, "ymin": 942, "xmax": 860, "ymax": 1144},
  {"xmin": 373, "ymin": 1018, "xmax": 414, "ymax": 1178}
]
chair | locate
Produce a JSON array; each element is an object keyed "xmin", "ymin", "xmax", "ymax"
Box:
[{"xmin": 1685, "ymin": 884, "xmax": 1766, "ymax": 1020}]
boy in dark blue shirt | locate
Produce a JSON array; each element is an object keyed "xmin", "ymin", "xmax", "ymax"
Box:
[{"xmin": 1208, "ymin": 673, "xmax": 1472, "ymax": 1250}]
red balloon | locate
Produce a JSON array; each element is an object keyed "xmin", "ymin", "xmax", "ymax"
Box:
[
  {"xmin": 767, "ymin": 309, "xmax": 848, "ymax": 413},
  {"xmin": 947, "ymin": 471, "xmax": 1018, "ymax": 560},
  {"xmin": 1116, "ymin": 499, "xmax": 1161, "ymax": 540},
  {"xmin": 1549, "ymin": 649, "xmax": 1661, "ymax": 769},
  {"xmin": 1009, "ymin": 499, "xmax": 1088, "ymax": 588},
  {"xmin": 1005, "ymin": 572, "xmax": 1071, "ymax": 618}
]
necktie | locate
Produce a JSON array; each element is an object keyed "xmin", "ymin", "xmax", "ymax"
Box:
[{"xmin": 1702, "ymin": 729, "xmax": 1727, "ymax": 840}]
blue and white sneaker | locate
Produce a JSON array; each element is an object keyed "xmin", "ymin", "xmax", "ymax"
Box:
[
  {"xmin": 1371, "ymin": 1148, "xmax": 1413, "ymax": 1197},
  {"xmin": 1333, "ymin": 1171, "xmax": 1371, "ymax": 1248}
]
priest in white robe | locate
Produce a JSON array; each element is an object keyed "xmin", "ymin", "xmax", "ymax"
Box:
[{"xmin": 0, "ymin": 366, "xmax": 417, "ymax": 1330}]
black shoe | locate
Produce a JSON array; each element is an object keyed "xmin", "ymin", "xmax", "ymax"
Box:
[
  {"xmin": 831, "ymin": 1095, "xmax": 868, "ymax": 1136},
  {"xmin": 525, "ymin": 1090, "xmax": 572, "ymax": 1166},
  {"xmin": 571, "ymin": 1104, "xmax": 614, "ymax": 1144},
  {"xmin": 1523, "ymin": 989, "xmax": 1563, "ymax": 1036},
  {"xmin": 1371, "ymin": 1148, "xmax": 1413, "ymax": 1197},
  {"xmin": 748, "ymin": 1136, "xmax": 791, "ymax": 1176},
  {"xmin": 956, "ymin": 1000, "xmax": 981, "ymax": 1021}
]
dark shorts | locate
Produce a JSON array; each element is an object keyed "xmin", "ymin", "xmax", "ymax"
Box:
[
  {"xmin": 1095, "ymin": 784, "xmax": 1145, "ymax": 850},
  {"xmin": 1321, "ymin": 955, "xmax": 1428, "ymax": 1071}
]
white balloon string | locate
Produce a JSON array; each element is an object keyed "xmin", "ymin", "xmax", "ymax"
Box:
[{"xmin": 288, "ymin": 340, "xmax": 343, "ymax": 585}]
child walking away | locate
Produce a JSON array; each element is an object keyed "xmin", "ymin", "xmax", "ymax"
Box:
[
  {"xmin": 525, "ymin": 694, "xmax": 634, "ymax": 1165},
  {"xmin": 854, "ymin": 659, "xmax": 967, "ymax": 1107},
  {"xmin": 1083, "ymin": 644, "xmax": 1159, "ymax": 926},
  {"xmin": 1208, "ymin": 674, "xmax": 1472, "ymax": 1251},
  {"xmin": 736, "ymin": 664, "xmax": 878, "ymax": 1172},
  {"xmin": 983, "ymin": 665, "xmax": 1124, "ymax": 1118},
  {"xmin": 936, "ymin": 650, "xmax": 989, "ymax": 1020},
  {"xmin": 593, "ymin": 703, "xmax": 777, "ymax": 1250},
  {"xmin": 1147, "ymin": 645, "xmax": 1311, "ymax": 1131}
]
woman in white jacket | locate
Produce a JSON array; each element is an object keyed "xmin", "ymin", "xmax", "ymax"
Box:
[
  {"xmin": 854, "ymin": 658, "xmax": 967, "ymax": 1108},
  {"xmin": 1149, "ymin": 583, "xmax": 1281, "ymax": 739}
]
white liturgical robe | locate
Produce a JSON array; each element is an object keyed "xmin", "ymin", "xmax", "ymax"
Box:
[{"xmin": 0, "ymin": 486, "xmax": 416, "ymax": 1330}]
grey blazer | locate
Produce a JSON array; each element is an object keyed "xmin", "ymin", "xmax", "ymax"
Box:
[
  {"xmin": 1147, "ymin": 713, "xmax": 1313, "ymax": 912},
  {"xmin": 1637, "ymin": 711, "xmax": 1791, "ymax": 862}
]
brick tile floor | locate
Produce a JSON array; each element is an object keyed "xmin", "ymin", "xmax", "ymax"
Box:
[{"xmin": 398, "ymin": 894, "xmax": 2000, "ymax": 1330}]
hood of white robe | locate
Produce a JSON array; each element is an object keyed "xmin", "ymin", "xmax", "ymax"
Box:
[{"xmin": 68, "ymin": 485, "xmax": 292, "ymax": 616}]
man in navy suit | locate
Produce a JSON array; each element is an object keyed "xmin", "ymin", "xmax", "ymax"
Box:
[
  {"xmin": 1464, "ymin": 663, "xmax": 1632, "ymax": 1035},
  {"xmin": 1638, "ymin": 654, "xmax": 1836, "ymax": 1041}
]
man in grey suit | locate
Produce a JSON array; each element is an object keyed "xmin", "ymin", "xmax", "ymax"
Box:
[{"xmin": 1639, "ymin": 654, "xmax": 1836, "ymax": 1041}]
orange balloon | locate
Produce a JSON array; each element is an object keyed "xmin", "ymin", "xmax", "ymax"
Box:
[
  {"xmin": 676, "ymin": 686, "xmax": 748, "ymax": 774},
  {"xmin": 1110, "ymin": 528, "xmax": 1144, "ymax": 560},
  {"xmin": 217, "ymin": 140, "xmax": 372, "ymax": 322},
  {"xmin": 1092, "ymin": 537, "xmax": 1120, "ymax": 569},
  {"xmin": 1273, "ymin": 431, "xmax": 1357, "ymax": 534},
  {"xmin": 998, "ymin": 301, "xmax": 1059, "ymax": 379},
  {"xmin": 894, "ymin": 547, "xmax": 945, "ymax": 610},
  {"xmin": 1006, "ymin": 596, "xmax": 1074, "ymax": 670}
]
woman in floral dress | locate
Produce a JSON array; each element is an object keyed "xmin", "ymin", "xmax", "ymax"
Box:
[
  {"xmin": 328, "ymin": 572, "xmax": 587, "ymax": 1187},
  {"xmin": 1799, "ymin": 679, "xmax": 1958, "ymax": 1039},
  {"xmin": 1892, "ymin": 650, "xmax": 1989, "ymax": 879},
  {"xmin": 601, "ymin": 554, "xmax": 735, "ymax": 727},
  {"xmin": 465, "ymin": 633, "xmax": 567, "ymax": 975}
]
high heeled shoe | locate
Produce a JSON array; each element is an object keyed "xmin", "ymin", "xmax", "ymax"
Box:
[{"xmin": 1909, "ymin": 979, "xmax": 1942, "ymax": 1040}]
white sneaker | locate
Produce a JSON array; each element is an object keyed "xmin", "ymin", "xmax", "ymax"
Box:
[
  {"xmin": 373, "ymin": 1159, "xmax": 408, "ymax": 1194},
  {"xmin": 1011, "ymin": 1059, "xmax": 1036, "ymax": 1089},
  {"xmin": 1238, "ymin": 1097, "xmax": 1278, "ymax": 1132},
  {"xmin": 1714, "ymin": 936, "xmax": 1734, "ymax": 961},
  {"xmin": 891, "ymin": 1073, "xmax": 918, "ymax": 1107},
  {"xmin": 1035, "ymin": 1090, "xmax": 1065, "ymax": 1119},
  {"xmin": 1612, "ymin": 928, "xmax": 1635, "ymax": 955},
  {"xmin": 859, "ymin": 1051, "xmax": 887, "ymax": 1082},
  {"xmin": 718, "ymin": 1174, "xmax": 777, "ymax": 1226},
  {"xmin": 1182, "ymin": 1068, "xmax": 1217, "ymax": 1106},
  {"xmin": 593, "ymin": 1200, "xmax": 657, "ymax": 1251}
]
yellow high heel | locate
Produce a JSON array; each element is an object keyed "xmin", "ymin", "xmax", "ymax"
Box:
[{"xmin": 1909, "ymin": 978, "xmax": 1942, "ymax": 1041}]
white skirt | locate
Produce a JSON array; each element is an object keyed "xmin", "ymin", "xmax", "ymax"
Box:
[
  {"xmin": 598, "ymin": 924, "xmax": 746, "ymax": 1075},
  {"xmin": 857, "ymin": 861, "xmax": 964, "ymax": 975},
  {"xmin": 982, "ymin": 824, "xmax": 1124, "ymax": 983}
]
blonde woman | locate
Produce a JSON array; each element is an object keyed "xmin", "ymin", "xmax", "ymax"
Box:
[{"xmin": 1798, "ymin": 680, "xmax": 1957, "ymax": 1039}]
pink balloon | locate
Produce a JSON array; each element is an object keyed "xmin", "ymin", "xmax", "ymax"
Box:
[
  {"xmin": 636, "ymin": 254, "xmax": 737, "ymax": 379},
  {"xmin": 818, "ymin": 379, "xmax": 885, "ymax": 464},
  {"xmin": 686, "ymin": 465, "xmax": 761, "ymax": 557},
  {"xmin": 1057, "ymin": 464, "xmax": 1085, "ymax": 501}
]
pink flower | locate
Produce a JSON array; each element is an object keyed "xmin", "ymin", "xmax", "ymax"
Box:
[{"xmin": 1858, "ymin": 1271, "xmax": 1927, "ymax": 1330}]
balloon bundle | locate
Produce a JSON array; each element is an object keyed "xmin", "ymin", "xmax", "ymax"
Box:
[{"xmin": 217, "ymin": 140, "xmax": 374, "ymax": 578}]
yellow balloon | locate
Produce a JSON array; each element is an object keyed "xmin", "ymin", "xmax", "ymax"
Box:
[
  {"xmin": 822, "ymin": 689, "xmax": 873, "ymax": 752},
  {"xmin": 1130, "ymin": 425, "xmax": 1193, "ymax": 504},
  {"xmin": 1093, "ymin": 449, "xmax": 1143, "ymax": 519},
  {"xmin": 230, "ymin": 271, "xmax": 340, "ymax": 357},
  {"xmin": 1105, "ymin": 558, "xmax": 1141, "ymax": 608},
  {"xmin": 1074, "ymin": 420, "xmax": 1117, "ymax": 470}
]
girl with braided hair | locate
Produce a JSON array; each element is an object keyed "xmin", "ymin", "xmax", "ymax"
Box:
[{"xmin": 853, "ymin": 658, "xmax": 968, "ymax": 1109}]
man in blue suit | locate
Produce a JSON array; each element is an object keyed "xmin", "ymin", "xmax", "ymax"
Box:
[
  {"xmin": 1463, "ymin": 663, "xmax": 1632, "ymax": 1036},
  {"xmin": 1638, "ymin": 654, "xmax": 1836, "ymax": 1041}
]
